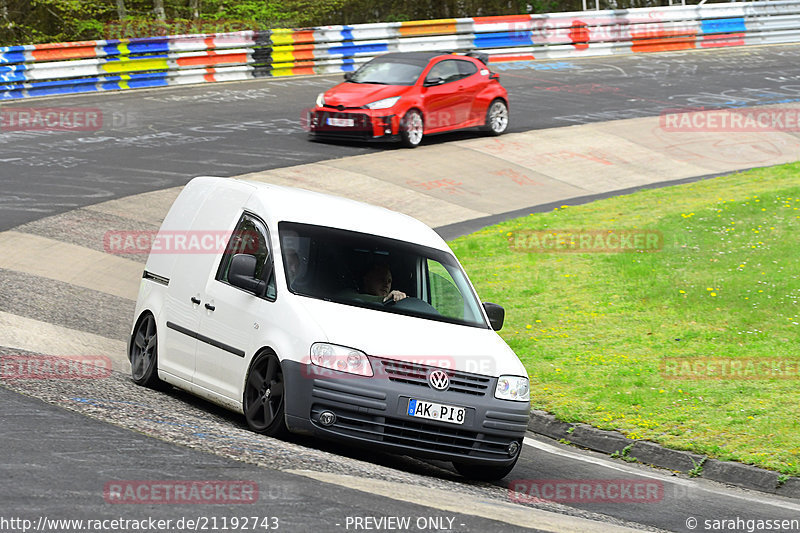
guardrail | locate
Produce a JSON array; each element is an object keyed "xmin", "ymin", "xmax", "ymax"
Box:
[{"xmin": 2, "ymin": 0, "xmax": 800, "ymax": 101}]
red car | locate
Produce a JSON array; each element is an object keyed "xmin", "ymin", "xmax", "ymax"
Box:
[{"xmin": 307, "ymin": 51, "xmax": 509, "ymax": 148}]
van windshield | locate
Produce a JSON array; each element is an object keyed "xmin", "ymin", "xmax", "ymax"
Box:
[{"xmin": 279, "ymin": 222, "xmax": 489, "ymax": 329}]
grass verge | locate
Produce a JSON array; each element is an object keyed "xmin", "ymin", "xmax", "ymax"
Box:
[{"xmin": 450, "ymin": 163, "xmax": 800, "ymax": 475}]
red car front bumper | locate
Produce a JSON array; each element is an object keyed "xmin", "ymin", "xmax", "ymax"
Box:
[{"xmin": 307, "ymin": 107, "xmax": 401, "ymax": 141}]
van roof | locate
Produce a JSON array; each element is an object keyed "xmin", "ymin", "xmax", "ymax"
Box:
[{"xmin": 200, "ymin": 177, "xmax": 450, "ymax": 252}]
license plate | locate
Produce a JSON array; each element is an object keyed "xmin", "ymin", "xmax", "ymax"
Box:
[
  {"xmin": 407, "ymin": 399, "xmax": 465, "ymax": 425},
  {"xmin": 326, "ymin": 117, "xmax": 354, "ymax": 127}
]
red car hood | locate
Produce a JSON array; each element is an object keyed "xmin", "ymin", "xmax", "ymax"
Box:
[{"xmin": 323, "ymin": 83, "xmax": 408, "ymax": 108}]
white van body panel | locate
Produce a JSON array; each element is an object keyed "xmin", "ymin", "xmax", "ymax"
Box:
[{"xmin": 129, "ymin": 176, "xmax": 530, "ymax": 473}]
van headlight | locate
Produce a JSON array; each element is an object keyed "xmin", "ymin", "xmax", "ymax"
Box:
[
  {"xmin": 310, "ymin": 343, "xmax": 373, "ymax": 377},
  {"xmin": 316, "ymin": 93, "xmax": 326, "ymax": 107},
  {"xmin": 495, "ymin": 376, "xmax": 530, "ymax": 401}
]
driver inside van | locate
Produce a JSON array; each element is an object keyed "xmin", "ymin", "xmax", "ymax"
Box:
[{"xmin": 357, "ymin": 263, "xmax": 407, "ymax": 304}]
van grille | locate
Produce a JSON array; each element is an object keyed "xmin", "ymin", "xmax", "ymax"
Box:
[
  {"xmin": 374, "ymin": 357, "xmax": 491, "ymax": 396},
  {"xmin": 311, "ymin": 406, "xmax": 511, "ymax": 459}
]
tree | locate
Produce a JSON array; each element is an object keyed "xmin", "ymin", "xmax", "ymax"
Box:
[
  {"xmin": 153, "ymin": 0, "xmax": 165, "ymax": 21},
  {"xmin": 115, "ymin": 0, "xmax": 127, "ymax": 19}
]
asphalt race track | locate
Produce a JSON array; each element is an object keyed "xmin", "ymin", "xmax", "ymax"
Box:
[
  {"xmin": 4, "ymin": 44, "xmax": 800, "ymax": 231},
  {"xmin": 1, "ymin": 44, "xmax": 800, "ymax": 532}
]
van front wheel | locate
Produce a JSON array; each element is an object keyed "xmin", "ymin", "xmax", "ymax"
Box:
[{"xmin": 244, "ymin": 352, "xmax": 288, "ymax": 437}]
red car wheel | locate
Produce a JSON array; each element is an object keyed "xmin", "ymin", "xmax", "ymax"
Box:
[
  {"xmin": 400, "ymin": 110, "xmax": 424, "ymax": 148},
  {"xmin": 482, "ymin": 99, "xmax": 509, "ymax": 136}
]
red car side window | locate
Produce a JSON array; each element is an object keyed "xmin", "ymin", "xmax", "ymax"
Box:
[
  {"xmin": 426, "ymin": 60, "xmax": 461, "ymax": 84},
  {"xmin": 456, "ymin": 60, "xmax": 478, "ymax": 79}
]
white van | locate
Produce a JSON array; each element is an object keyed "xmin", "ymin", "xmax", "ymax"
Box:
[{"xmin": 129, "ymin": 176, "xmax": 530, "ymax": 480}]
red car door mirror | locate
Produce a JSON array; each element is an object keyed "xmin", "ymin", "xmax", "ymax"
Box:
[{"xmin": 423, "ymin": 76, "xmax": 444, "ymax": 87}]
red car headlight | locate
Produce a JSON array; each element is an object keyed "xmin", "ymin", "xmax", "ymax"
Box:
[{"xmin": 364, "ymin": 96, "xmax": 400, "ymax": 110}]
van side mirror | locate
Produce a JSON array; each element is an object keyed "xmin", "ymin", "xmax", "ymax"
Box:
[
  {"xmin": 229, "ymin": 254, "xmax": 267, "ymax": 296},
  {"xmin": 483, "ymin": 302, "xmax": 505, "ymax": 331},
  {"xmin": 344, "ymin": 72, "xmax": 353, "ymax": 80}
]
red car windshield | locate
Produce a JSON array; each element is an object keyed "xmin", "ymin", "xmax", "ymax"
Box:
[{"xmin": 348, "ymin": 60, "xmax": 426, "ymax": 86}]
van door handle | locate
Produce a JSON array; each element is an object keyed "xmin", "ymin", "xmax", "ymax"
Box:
[
  {"xmin": 191, "ymin": 297, "xmax": 201, "ymax": 305},
  {"xmin": 204, "ymin": 303, "xmax": 215, "ymax": 311}
]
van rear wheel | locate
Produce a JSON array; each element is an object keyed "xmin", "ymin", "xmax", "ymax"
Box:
[
  {"xmin": 244, "ymin": 352, "xmax": 288, "ymax": 437},
  {"xmin": 130, "ymin": 313, "xmax": 163, "ymax": 388}
]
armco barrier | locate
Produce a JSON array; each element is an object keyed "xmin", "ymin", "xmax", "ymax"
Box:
[{"xmin": 2, "ymin": 1, "xmax": 800, "ymax": 101}]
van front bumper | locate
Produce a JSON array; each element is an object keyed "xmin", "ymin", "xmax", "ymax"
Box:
[{"xmin": 282, "ymin": 358, "xmax": 530, "ymax": 466}]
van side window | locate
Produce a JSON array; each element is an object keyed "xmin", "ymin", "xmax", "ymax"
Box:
[{"xmin": 216, "ymin": 213, "xmax": 276, "ymax": 300}]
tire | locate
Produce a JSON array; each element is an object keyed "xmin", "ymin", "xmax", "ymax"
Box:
[
  {"xmin": 481, "ymin": 99, "xmax": 509, "ymax": 136},
  {"xmin": 453, "ymin": 457, "xmax": 519, "ymax": 481},
  {"xmin": 130, "ymin": 313, "xmax": 163, "ymax": 388},
  {"xmin": 243, "ymin": 351, "xmax": 288, "ymax": 437},
  {"xmin": 400, "ymin": 109, "xmax": 424, "ymax": 148}
]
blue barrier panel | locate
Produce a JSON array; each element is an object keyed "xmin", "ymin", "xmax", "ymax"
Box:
[
  {"xmin": 126, "ymin": 41, "xmax": 172, "ymax": 55},
  {"xmin": 100, "ymin": 75, "xmax": 170, "ymax": 90},
  {"xmin": 25, "ymin": 80, "xmax": 100, "ymax": 97},
  {"xmin": 103, "ymin": 53, "xmax": 169, "ymax": 62},
  {"xmin": 325, "ymin": 42, "xmax": 390, "ymax": 57},
  {"xmin": 701, "ymin": 17, "xmax": 747, "ymax": 34},
  {"xmin": 0, "ymin": 51, "xmax": 28, "ymax": 64},
  {"xmin": 473, "ymin": 31, "xmax": 534, "ymax": 48}
]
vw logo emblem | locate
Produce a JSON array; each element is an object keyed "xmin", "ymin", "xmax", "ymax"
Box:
[{"xmin": 428, "ymin": 370, "xmax": 450, "ymax": 391}]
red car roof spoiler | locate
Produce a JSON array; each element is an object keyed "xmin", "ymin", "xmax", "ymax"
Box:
[{"xmin": 464, "ymin": 51, "xmax": 490, "ymax": 66}]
